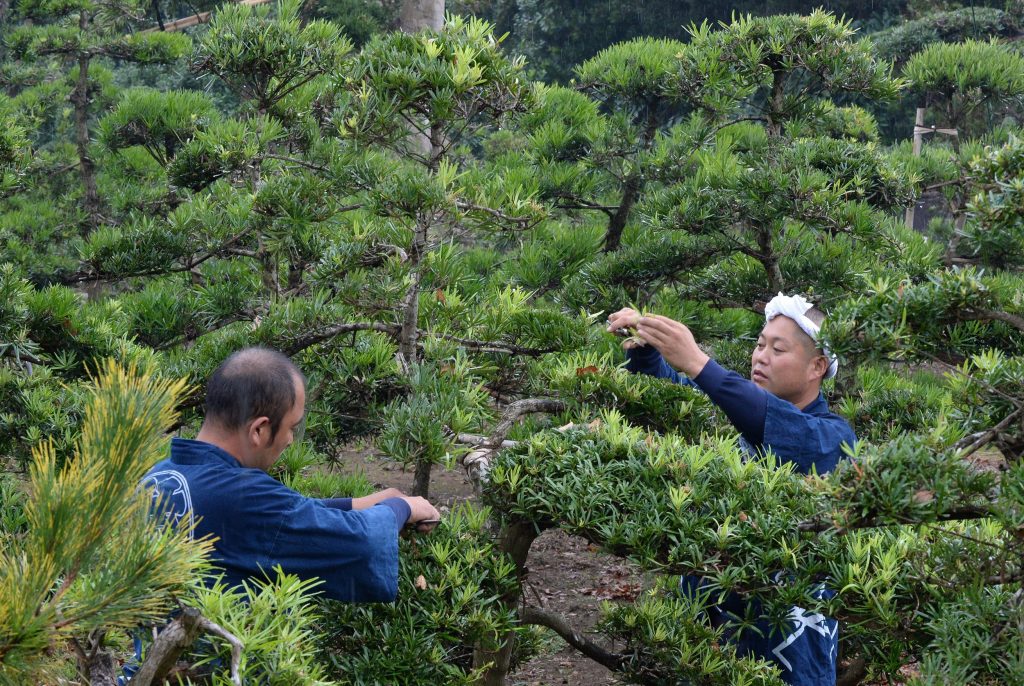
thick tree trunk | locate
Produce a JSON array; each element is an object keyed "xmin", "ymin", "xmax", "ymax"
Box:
[
  {"xmin": 72, "ymin": 11, "xmax": 100, "ymax": 231},
  {"xmin": 474, "ymin": 520, "xmax": 540, "ymax": 686},
  {"xmin": 398, "ymin": 0, "xmax": 444, "ymax": 32}
]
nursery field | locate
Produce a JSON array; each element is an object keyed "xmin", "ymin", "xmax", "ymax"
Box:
[{"xmin": 2, "ymin": 1, "xmax": 1024, "ymax": 685}]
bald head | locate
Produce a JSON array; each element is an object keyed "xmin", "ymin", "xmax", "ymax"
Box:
[{"xmin": 204, "ymin": 347, "xmax": 305, "ymax": 439}]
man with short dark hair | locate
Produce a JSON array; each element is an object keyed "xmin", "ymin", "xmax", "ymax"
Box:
[
  {"xmin": 607, "ymin": 294, "xmax": 855, "ymax": 686},
  {"xmin": 143, "ymin": 347, "xmax": 439, "ymax": 602}
]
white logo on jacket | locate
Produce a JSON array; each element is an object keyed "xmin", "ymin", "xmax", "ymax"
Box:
[{"xmin": 141, "ymin": 470, "xmax": 194, "ymax": 540}]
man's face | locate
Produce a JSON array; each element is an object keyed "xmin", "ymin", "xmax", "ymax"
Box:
[
  {"xmin": 253, "ymin": 377, "xmax": 306, "ymax": 471},
  {"xmin": 750, "ymin": 316, "xmax": 822, "ymax": 404}
]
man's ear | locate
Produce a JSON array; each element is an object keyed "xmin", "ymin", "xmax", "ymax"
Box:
[
  {"xmin": 247, "ymin": 416, "xmax": 273, "ymax": 447},
  {"xmin": 809, "ymin": 352, "xmax": 829, "ymax": 382}
]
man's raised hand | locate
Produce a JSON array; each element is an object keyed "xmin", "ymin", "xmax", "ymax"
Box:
[
  {"xmin": 635, "ymin": 315, "xmax": 710, "ymax": 378},
  {"xmin": 607, "ymin": 308, "xmax": 647, "ymax": 349}
]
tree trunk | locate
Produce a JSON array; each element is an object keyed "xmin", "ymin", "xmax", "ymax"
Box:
[
  {"xmin": 397, "ymin": 218, "xmax": 428, "ymax": 369},
  {"xmin": 398, "ymin": 0, "xmax": 444, "ymax": 32},
  {"xmin": 87, "ymin": 650, "xmax": 117, "ymax": 686},
  {"xmin": 72, "ymin": 11, "xmax": 100, "ymax": 232},
  {"xmin": 603, "ymin": 174, "xmax": 640, "ymax": 252},
  {"xmin": 412, "ymin": 456, "xmax": 432, "ymax": 498},
  {"xmin": 766, "ymin": 67, "xmax": 786, "ymax": 138},
  {"xmin": 756, "ymin": 227, "xmax": 784, "ymax": 293},
  {"xmin": 474, "ymin": 520, "xmax": 540, "ymax": 686},
  {"xmin": 130, "ymin": 608, "xmax": 204, "ymax": 685}
]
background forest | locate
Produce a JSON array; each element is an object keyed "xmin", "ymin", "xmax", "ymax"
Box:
[{"xmin": 2, "ymin": 1, "xmax": 1024, "ymax": 685}]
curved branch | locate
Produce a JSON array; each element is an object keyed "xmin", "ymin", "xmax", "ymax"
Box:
[
  {"xmin": 797, "ymin": 505, "xmax": 992, "ymax": 533},
  {"xmin": 520, "ymin": 606, "xmax": 626, "ymax": 672},
  {"xmin": 427, "ymin": 332, "xmax": 557, "ymax": 357},
  {"xmin": 955, "ymin": 408, "xmax": 1022, "ymax": 458},
  {"xmin": 462, "ymin": 398, "xmax": 565, "ymax": 488},
  {"xmin": 283, "ymin": 322, "xmax": 400, "ymax": 356},
  {"xmin": 961, "ymin": 308, "xmax": 1024, "ymax": 334}
]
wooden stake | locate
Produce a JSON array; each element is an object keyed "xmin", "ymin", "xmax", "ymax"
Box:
[{"xmin": 905, "ymin": 107, "xmax": 925, "ymax": 230}]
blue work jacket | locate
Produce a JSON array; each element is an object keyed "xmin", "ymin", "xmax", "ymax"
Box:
[
  {"xmin": 627, "ymin": 347, "xmax": 856, "ymax": 686},
  {"xmin": 142, "ymin": 438, "xmax": 402, "ymax": 602}
]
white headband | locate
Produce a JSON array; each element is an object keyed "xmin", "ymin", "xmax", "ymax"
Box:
[{"xmin": 764, "ymin": 293, "xmax": 839, "ymax": 379}]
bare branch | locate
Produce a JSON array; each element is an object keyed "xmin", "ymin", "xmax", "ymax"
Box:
[
  {"xmin": 797, "ymin": 505, "xmax": 992, "ymax": 533},
  {"xmin": 462, "ymin": 398, "xmax": 565, "ymax": 488},
  {"xmin": 961, "ymin": 308, "xmax": 1024, "ymax": 334},
  {"xmin": 131, "ymin": 607, "xmax": 243, "ymax": 686},
  {"xmin": 198, "ymin": 617, "xmax": 243, "ymax": 686},
  {"xmin": 454, "ymin": 200, "xmax": 540, "ymax": 228},
  {"xmin": 520, "ymin": 606, "xmax": 626, "ymax": 672},
  {"xmin": 955, "ymin": 408, "xmax": 1022, "ymax": 459},
  {"xmin": 427, "ymin": 332, "xmax": 557, "ymax": 357},
  {"xmin": 283, "ymin": 322, "xmax": 401, "ymax": 356}
]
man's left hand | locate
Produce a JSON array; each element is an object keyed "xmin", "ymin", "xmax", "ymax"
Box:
[
  {"xmin": 635, "ymin": 315, "xmax": 710, "ymax": 378},
  {"xmin": 352, "ymin": 487, "xmax": 407, "ymax": 510}
]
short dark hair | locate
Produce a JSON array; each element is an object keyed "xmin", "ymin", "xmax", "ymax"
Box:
[{"xmin": 204, "ymin": 347, "xmax": 305, "ymax": 439}]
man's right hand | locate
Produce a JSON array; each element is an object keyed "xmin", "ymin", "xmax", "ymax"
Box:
[
  {"xmin": 607, "ymin": 307, "xmax": 641, "ymax": 334},
  {"xmin": 403, "ymin": 496, "xmax": 441, "ymax": 531}
]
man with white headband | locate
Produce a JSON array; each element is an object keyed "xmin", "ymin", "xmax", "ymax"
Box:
[
  {"xmin": 607, "ymin": 293, "xmax": 851, "ymax": 473},
  {"xmin": 607, "ymin": 294, "xmax": 855, "ymax": 686}
]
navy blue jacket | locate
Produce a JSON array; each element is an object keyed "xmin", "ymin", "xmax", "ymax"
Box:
[
  {"xmin": 627, "ymin": 346, "xmax": 855, "ymax": 686},
  {"xmin": 626, "ymin": 347, "xmax": 855, "ymax": 474},
  {"xmin": 142, "ymin": 438, "xmax": 407, "ymax": 602}
]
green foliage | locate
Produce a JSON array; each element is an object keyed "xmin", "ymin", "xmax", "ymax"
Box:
[
  {"xmin": 533, "ymin": 349, "xmax": 720, "ymax": 436},
  {"xmin": 966, "ymin": 134, "xmax": 1024, "ymax": 267},
  {"xmin": 786, "ymin": 102, "xmax": 881, "ymax": 142},
  {"xmin": 98, "ymin": 88, "xmax": 220, "ymax": 166},
  {"xmin": 484, "ymin": 412, "xmax": 1022, "ymax": 682},
  {"xmin": 903, "ymin": 39, "xmax": 1024, "ymax": 134},
  {"xmin": 600, "ymin": 591, "xmax": 786, "ymax": 685},
  {"xmin": 0, "ymin": 361, "xmax": 211, "ymax": 683},
  {"xmin": 0, "ymin": 114, "xmax": 29, "ymax": 197},
  {"xmin": 188, "ymin": 570, "xmax": 335, "ymax": 685},
  {"xmin": 500, "ymin": 0, "xmax": 905, "ymax": 84},
  {"xmin": 303, "ymin": 0, "xmax": 390, "ymax": 47},
  {"xmin": 911, "ymin": 585, "xmax": 1024, "ymax": 685},
  {"xmin": 872, "ymin": 6, "xmax": 1021, "ymax": 67},
  {"xmin": 168, "ymin": 115, "xmax": 285, "ymax": 191},
  {"xmin": 702, "ymin": 11, "xmax": 902, "ymax": 132},
  {"xmin": 377, "ymin": 357, "xmax": 491, "ymax": 468},
  {"xmin": 836, "ymin": 366, "xmax": 955, "ymax": 443},
  {"xmin": 318, "ymin": 504, "xmax": 529, "ymax": 685},
  {"xmin": 194, "ymin": 0, "xmax": 352, "ymax": 114},
  {"xmin": 338, "ymin": 14, "xmax": 533, "ymax": 161}
]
